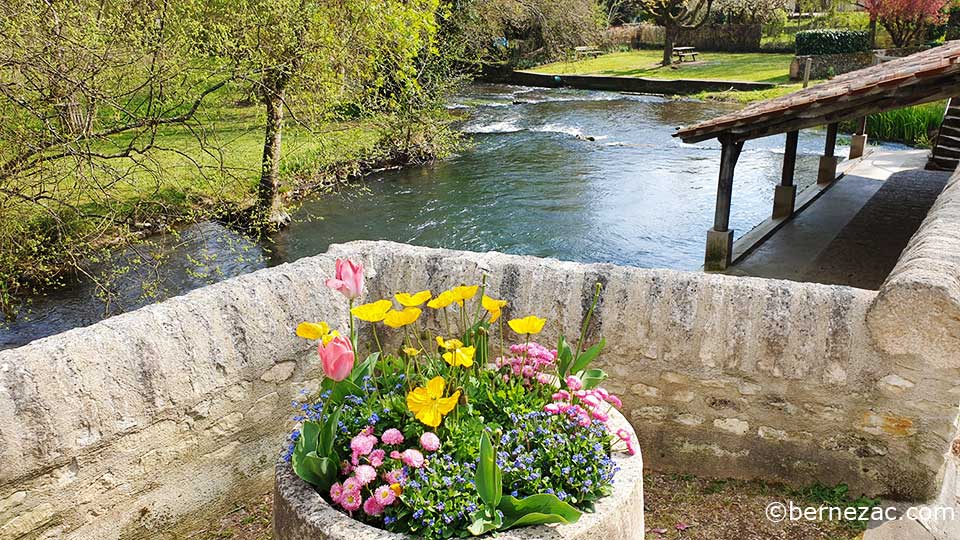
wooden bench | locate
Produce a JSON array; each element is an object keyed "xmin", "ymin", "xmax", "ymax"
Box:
[
  {"xmin": 672, "ymin": 47, "xmax": 698, "ymax": 63},
  {"xmin": 574, "ymin": 46, "xmax": 603, "ymax": 59}
]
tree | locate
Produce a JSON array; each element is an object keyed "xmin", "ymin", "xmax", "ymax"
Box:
[
  {"xmin": 0, "ymin": 0, "xmax": 232, "ymax": 318},
  {"xmin": 201, "ymin": 0, "xmax": 443, "ymax": 228},
  {"xmin": 638, "ymin": 0, "xmax": 716, "ymax": 65},
  {"xmin": 713, "ymin": 0, "xmax": 788, "ymax": 24},
  {"xmin": 861, "ymin": 0, "xmax": 948, "ymax": 47}
]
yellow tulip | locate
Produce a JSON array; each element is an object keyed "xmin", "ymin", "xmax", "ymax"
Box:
[
  {"xmin": 436, "ymin": 336, "xmax": 463, "ymax": 350},
  {"xmin": 482, "ymin": 295, "xmax": 507, "ymax": 323},
  {"xmin": 395, "ymin": 290, "xmax": 432, "ymax": 307},
  {"xmin": 406, "ymin": 376, "xmax": 460, "ymax": 427},
  {"xmin": 451, "ymin": 285, "xmax": 479, "ymax": 305},
  {"xmin": 427, "ymin": 290, "xmax": 456, "ymax": 309},
  {"xmin": 403, "ymin": 347, "xmax": 422, "ymax": 357},
  {"xmin": 383, "ymin": 307, "xmax": 422, "ymax": 329},
  {"xmin": 443, "ymin": 346, "xmax": 476, "ymax": 368},
  {"xmin": 508, "ymin": 315, "xmax": 547, "ymax": 335},
  {"xmin": 321, "ymin": 330, "xmax": 341, "ymax": 346},
  {"xmin": 296, "ymin": 321, "xmax": 330, "ymax": 340},
  {"xmin": 351, "ymin": 299, "xmax": 393, "ymax": 322}
]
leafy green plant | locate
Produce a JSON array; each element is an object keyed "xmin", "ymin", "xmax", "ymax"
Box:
[
  {"xmin": 468, "ymin": 431, "xmax": 582, "ymax": 535},
  {"xmin": 291, "ymin": 408, "xmax": 342, "ymax": 493},
  {"xmin": 795, "ymin": 29, "xmax": 870, "ymax": 55},
  {"xmin": 557, "ymin": 282, "xmax": 607, "ymax": 389},
  {"xmin": 841, "ymin": 101, "xmax": 945, "ymax": 147}
]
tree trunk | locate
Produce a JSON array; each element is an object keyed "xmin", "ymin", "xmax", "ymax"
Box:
[
  {"xmin": 868, "ymin": 16, "xmax": 877, "ymax": 48},
  {"xmin": 662, "ymin": 25, "xmax": 675, "ymax": 66},
  {"xmin": 257, "ymin": 87, "xmax": 291, "ymax": 228}
]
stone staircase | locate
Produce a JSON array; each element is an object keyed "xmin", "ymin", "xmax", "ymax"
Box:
[{"xmin": 927, "ymin": 98, "xmax": 960, "ymax": 171}]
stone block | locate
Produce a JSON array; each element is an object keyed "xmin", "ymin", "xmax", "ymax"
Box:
[
  {"xmin": 818, "ymin": 155, "xmax": 840, "ymax": 184},
  {"xmin": 772, "ymin": 185, "xmax": 797, "ymax": 220},
  {"xmin": 704, "ymin": 228, "xmax": 733, "ymax": 271}
]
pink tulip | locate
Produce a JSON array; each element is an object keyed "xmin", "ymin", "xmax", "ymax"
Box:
[
  {"xmin": 318, "ymin": 335, "xmax": 355, "ymax": 381},
  {"xmin": 325, "ymin": 258, "xmax": 364, "ymax": 300}
]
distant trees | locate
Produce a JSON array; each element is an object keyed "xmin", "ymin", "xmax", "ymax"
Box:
[
  {"xmin": 445, "ymin": 0, "xmax": 603, "ymax": 63},
  {"xmin": 637, "ymin": 0, "xmax": 716, "ymax": 65},
  {"xmin": 712, "ymin": 0, "xmax": 789, "ymax": 24},
  {"xmin": 861, "ymin": 0, "xmax": 949, "ymax": 46}
]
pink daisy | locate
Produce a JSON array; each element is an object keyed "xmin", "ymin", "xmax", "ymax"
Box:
[
  {"xmin": 382, "ymin": 428, "xmax": 404, "ymax": 445},
  {"xmin": 363, "ymin": 496, "xmax": 384, "ymax": 516},
  {"xmin": 419, "ymin": 432, "xmax": 440, "ymax": 452}
]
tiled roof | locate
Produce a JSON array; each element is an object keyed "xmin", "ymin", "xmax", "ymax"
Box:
[{"xmin": 674, "ymin": 41, "xmax": 960, "ymax": 143}]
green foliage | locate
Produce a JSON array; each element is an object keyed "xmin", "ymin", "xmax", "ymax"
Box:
[
  {"xmin": 475, "ymin": 431, "xmax": 502, "ymax": 509},
  {"xmin": 843, "ymin": 102, "xmax": 946, "ymax": 147},
  {"xmin": 498, "ymin": 494, "xmax": 582, "ymax": 529},
  {"xmin": 791, "ymin": 483, "xmax": 880, "ymax": 532},
  {"xmin": 469, "ymin": 429, "xmax": 582, "ymax": 535},
  {"xmin": 291, "ymin": 408, "xmax": 342, "ymax": 492},
  {"xmin": 795, "ymin": 29, "xmax": 871, "ymax": 55}
]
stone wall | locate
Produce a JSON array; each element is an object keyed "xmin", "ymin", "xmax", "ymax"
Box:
[
  {"xmin": 789, "ymin": 52, "xmax": 876, "ymax": 80},
  {"xmin": 869, "ymin": 168, "xmax": 960, "ymax": 539},
  {"xmin": 2, "ymin": 223, "xmax": 960, "ymax": 539}
]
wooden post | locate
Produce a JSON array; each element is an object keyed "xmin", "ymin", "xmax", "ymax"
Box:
[
  {"xmin": 773, "ymin": 130, "xmax": 799, "ymax": 219},
  {"xmin": 849, "ymin": 116, "xmax": 868, "ymax": 159},
  {"xmin": 803, "ymin": 57, "xmax": 812, "ymax": 88},
  {"xmin": 817, "ymin": 122, "xmax": 839, "ymax": 184},
  {"xmin": 705, "ymin": 137, "xmax": 744, "ymax": 272}
]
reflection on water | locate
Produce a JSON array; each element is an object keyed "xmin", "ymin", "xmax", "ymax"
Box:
[{"xmin": 1, "ymin": 84, "xmax": 862, "ymax": 350}]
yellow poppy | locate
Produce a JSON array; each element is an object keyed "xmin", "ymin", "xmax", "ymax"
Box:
[
  {"xmin": 436, "ymin": 336, "xmax": 463, "ymax": 350},
  {"xmin": 390, "ymin": 483, "xmax": 402, "ymax": 496},
  {"xmin": 481, "ymin": 295, "xmax": 507, "ymax": 323},
  {"xmin": 406, "ymin": 376, "xmax": 460, "ymax": 427},
  {"xmin": 451, "ymin": 285, "xmax": 479, "ymax": 305},
  {"xmin": 403, "ymin": 347, "xmax": 422, "ymax": 357},
  {"xmin": 427, "ymin": 290, "xmax": 456, "ymax": 309},
  {"xmin": 296, "ymin": 321, "xmax": 330, "ymax": 340},
  {"xmin": 321, "ymin": 330, "xmax": 341, "ymax": 346},
  {"xmin": 508, "ymin": 315, "xmax": 547, "ymax": 335},
  {"xmin": 383, "ymin": 307, "xmax": 422, "ymax": 329},
  {"xmin": 395, "ymin": 290, "xmax": 432, "ymax": 307},
  {"xmin": 443, "ymin": 346, "xmax": 476, "ymax": 368},
  {"xmin": 351, "ymin": 299, "xmax": 393, "ymax": 322}
]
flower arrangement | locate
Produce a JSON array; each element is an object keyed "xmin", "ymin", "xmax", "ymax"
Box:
[{"xmin": 285, "ymin": 258, "xmax": 636, "ymax": 539}]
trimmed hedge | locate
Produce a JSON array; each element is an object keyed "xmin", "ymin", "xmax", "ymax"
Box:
[{"xmin": 795, "ymin": 29, "xmax": 871, "ymax": 55}]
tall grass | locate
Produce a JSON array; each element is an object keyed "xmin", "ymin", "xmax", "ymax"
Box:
[{"xmin": 842, "ymin": 101, "xmax": 946, "ymax": 147}]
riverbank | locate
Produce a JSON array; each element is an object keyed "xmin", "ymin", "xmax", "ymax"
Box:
[
  {"xmin": 527, "ymin": 50, "xmax": 945, "ymax": 145},
  {"xmin": 0, "ymin": 97, "xmax": 461, "ymax": 321}
]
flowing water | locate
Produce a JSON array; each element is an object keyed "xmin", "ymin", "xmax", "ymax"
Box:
[{"xmin": 1, "ymin": 84, "xmax": 862, "ymax": 350}]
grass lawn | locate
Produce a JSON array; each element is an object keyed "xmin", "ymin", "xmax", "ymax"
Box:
[{"xmin": 531, "ymin": 50, "xmax": 795, "ymax": 84}]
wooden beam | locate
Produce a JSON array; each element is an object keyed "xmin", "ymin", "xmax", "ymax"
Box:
[
  {"xmin": 773, "ymin": 130, "xmax": 799, "ymax": 219},
  {"xmin": 705, "ymin": 137, "xmax": 744, "ymax": 272},
  {"xmin": 781, "ymin": 130, "xmax": 799, "ymax": 187},
  {"xmin": 824, "ymin": 123, "xmax": 838, "ymax": 157},
  {"xmin": 714, "ymin": 138, "xmax": 744, "ymax": 232}
]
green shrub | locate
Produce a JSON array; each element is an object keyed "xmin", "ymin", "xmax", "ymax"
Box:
[
  {"xmin": 795, "ymin": 29, "xmax": 870, "ymax": 55},
  {"xmin": 840, "ymin": 101, "xmax": 946, "ymax": 147}
]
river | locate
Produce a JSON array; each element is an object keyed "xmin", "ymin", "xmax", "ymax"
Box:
[{"xmin": 1, "ymin": 83, "xmax": 861, "ymax": 350}]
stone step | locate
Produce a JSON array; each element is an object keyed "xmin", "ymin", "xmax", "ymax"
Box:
[
  {"xmin": 933, "ymin": 145, "xmax": 960, "ymax": 160},
  {"xmin": 926, "ymin": 156, "xmax": 958, "ymax": 171},
  {"xmin": 863, "ymin": 518, "xmax": 937, "ymax": 540}
]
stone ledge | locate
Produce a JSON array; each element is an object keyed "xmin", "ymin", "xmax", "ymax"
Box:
[{"xmin": 869, "ymin": 167, "xmax": 960, "ymax": 368}]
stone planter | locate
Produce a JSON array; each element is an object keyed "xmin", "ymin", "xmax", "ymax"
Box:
[{"xmin": 273, "ymin": 408, "xmax": 645, "ymax": 540}]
